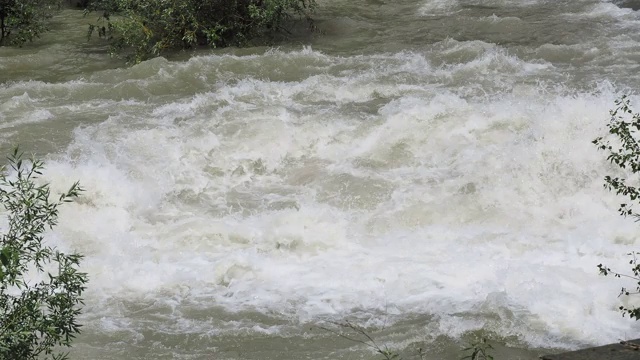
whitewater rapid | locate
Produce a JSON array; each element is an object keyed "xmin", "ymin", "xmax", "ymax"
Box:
[{"xmin": 3, "ymin": 0, "xmax": 640, "ymax": 358}]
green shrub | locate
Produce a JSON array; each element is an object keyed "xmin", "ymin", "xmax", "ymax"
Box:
[
  {"xmin": 0, "ymin": 0, "xmax": 61, "ymax": 46},
  {"xmin": 0, "ymin": 148, "xmax": 87, "ymax": 359},
  {"xmin": 594, "ymin": 96, "xmax": 640, "ymax": 320},
  {"xmin": 87, "ymin": 0, "xmax": 317, "ymax": 62}
]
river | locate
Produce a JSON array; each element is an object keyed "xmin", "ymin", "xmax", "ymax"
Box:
[{"xmin": 2, "ymin": 0, "xmax": 640, "ymax": 359}]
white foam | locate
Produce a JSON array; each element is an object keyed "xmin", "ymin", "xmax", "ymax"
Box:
[
  {"xmin": 419, "ymin": 0, "xmax": 460, "ymax": 16},
  {"xmin": 1, "ymin": 46, "xmax": 632, "ymax": 351}
]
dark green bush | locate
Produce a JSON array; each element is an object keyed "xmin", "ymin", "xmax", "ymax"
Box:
[
  {"xmin": 0, "ymin": 0, "xmax": 61, "ymax": 46},
  {"xmin": 87, "ymin": 0, "xmax": 317, "ymax": 62}
]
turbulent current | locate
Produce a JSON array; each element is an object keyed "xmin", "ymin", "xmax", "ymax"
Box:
[{"xmin": 3, "ymin": 0, "xmax": 640, "ymax": 359}]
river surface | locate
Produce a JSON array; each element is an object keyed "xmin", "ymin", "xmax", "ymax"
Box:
[{"xmin": 2, "ymin": 0, "xmax": 640, "ymax": 359}]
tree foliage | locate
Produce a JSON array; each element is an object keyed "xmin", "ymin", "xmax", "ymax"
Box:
[
  {"xmin": 0, "ymin": 148, "xmax": 87, "ymax": 359},
  {"xmin": 86, "ymin": 0, "xmax": 317, "ymax": 62},
  {"xmin": 594, "ymin": 96, "xmax": 640, "ymax": 320},
  {"xmin": 0, "ymin": 0, "xmax": 61, "ymax": 46}
]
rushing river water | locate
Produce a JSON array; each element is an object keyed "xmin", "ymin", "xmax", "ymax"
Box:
[{"xmin": 3, "ymin": 0, "xmax": 640, "ymax": 359}]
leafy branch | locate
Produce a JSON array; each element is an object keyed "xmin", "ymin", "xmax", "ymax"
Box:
[
  {"xmin": 0, "ymin": 147, "xmax": 87, "ymax": 359},
  {"xmin": 594, "ymin": 96, "xmax": 640, "ymax": 320},
  {"xmin": 462, "ymin": 338, "xmax": 494, "ymax": 360},
  {"xmin": 318, "ymin": 321, "xmax": 403, "ymax": 360}
]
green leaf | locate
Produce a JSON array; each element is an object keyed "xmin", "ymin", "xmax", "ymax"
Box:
[{"xmin": 0, "ymin": 148, "xmax": 86, "ymax": 359}]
